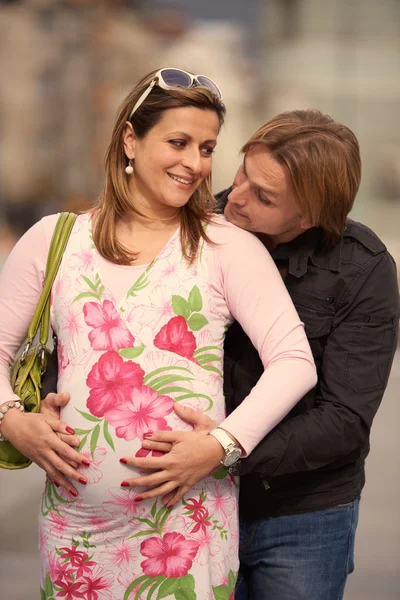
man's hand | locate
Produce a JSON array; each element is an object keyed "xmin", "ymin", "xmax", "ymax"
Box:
[
  {"xmin": 139, "ymin": 403, "xmax": 217, "ymax": 455},
  {"xmin": 120, "ymin": 403, "xmax": 219, "ymax": 507}
]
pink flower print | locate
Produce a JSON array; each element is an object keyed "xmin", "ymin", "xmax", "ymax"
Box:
[
  {"xmin": 86, "ymin": 351, "xmax": 144, "ymax": 418},
  {"xmin": 105, "ymin": 385, "xmax": 174, "ymax": 441},
  {"xmin": 46, "ymin": 552, "xmax": 73, "ymax": 586},
  {"xmin": 77, "ymin": 446, "xmax": 107, "ymax": 484},
  {"xmin": 57, "ymin": 341, "xmax": 70, "ymax": 373},
  {"xmin": 54, "ymin": 572, "xmax": 86, "ymax": 600},
  {"xmin": 49, "ymin": 510, "xmax": 69, "ymax": 538},
  {"xmin": 100, "ymin": 538, "xmax": 137, "ymax": 571},
  {"xmin": 81, "ymin": 565, "xmax": 114, "ymax": 600},
  {"xmin": 140, "ymin": 532, "xmax": 199, "ymax": 578},
  {"xmin": 190, "ymin": 527, "xmax": 221, "ymax": 567},
  {"xmin": 154, "ymin": 316, "xmax": 197, "ymax": 359},
  {"xmin": 83, "ymin": 300, "xmax": 135, "ymax": 350},
  {"xmin": 102, "ymin": 488, "xmax": 146, "ymax": 520},
  {"xmin": 69, "ymin": 246, "xmax": 96, "ymax": 273},
  {"xmin": 205, "ymin": 479, "xmax": 237, "ymax": 527},
  {"xmin": 143, "ymin": 285, "xmax": 174, "ymax": 328},
  {"xmin": 185, "ymin": 494, "xmax": 212, "ymax": 534},
  {"xmin": 60, "ymin": 302, "xmax": 85, "ymax": 346}
]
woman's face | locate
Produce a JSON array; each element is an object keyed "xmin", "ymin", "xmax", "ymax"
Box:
[{"xmin": 125, "ymin": 107, "xmax": 220, "ymax": 214}]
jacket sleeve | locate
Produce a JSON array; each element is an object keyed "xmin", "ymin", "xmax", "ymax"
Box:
[{"xmin": 240, "ymin": 251, "xmax": 399, "ymax": 477}]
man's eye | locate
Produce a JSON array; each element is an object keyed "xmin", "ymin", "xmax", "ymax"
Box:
[
  {"xmin": 170, "ymin": 140, "xmax": 185, "ymax": 148},
  {"xmin": 259, "ymin": 195, "xmax": 272, "ymax": 205}
]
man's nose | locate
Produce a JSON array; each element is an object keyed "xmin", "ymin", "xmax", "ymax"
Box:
[{"xmin": 228, "ymin": 181, "xmax": 249, "ymax": 205}]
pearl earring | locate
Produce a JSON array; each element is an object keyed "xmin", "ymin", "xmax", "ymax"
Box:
[{"xmin": 125, "ymin": 160, "xmax": 133, "ymax": 175}]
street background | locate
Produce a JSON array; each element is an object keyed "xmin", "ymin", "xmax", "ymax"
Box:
[{"xmin": 0, "ymin": 1, "xmax": 399, "ymax": 598}]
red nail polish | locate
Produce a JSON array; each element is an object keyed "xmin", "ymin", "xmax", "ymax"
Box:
[
  {"xmin": 143, "ymin": 430, "xmax": 153, "ymax": 438},
  {"xmin": 82, "ymin": 460, "xmax": 90, "ymax": 467},
  {"xmin": 53, "ymin": 481, "xmax": 59, "ymax": 487},
  {"xmin": 119, "ymin": 458, "xmax": 128, "ymax": 464},
  {"xmin": 121, "ymin": 481, "xmax": 130, "ymax": 487},
  {"xmin": 66, "ymin": 426, "xmax": 75, "ymax": 434},
  {"xmin": 167, "ymin": 505, "xmax": 173, "ymax": 510},
  {"xmin": 79, "ymin": 478, "xmax": 87, "ymax": 485},
  {"xmin": 135, "ymin": 496, "xmax": 144, "ymax": 502},
  {"xmin": 70, "ymin": 489, "xmax": 78, "ymax": 497}
]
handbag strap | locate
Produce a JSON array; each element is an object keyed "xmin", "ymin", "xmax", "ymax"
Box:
[{"xmin": 25, "ymin": 213, "xmax": 77, "ymax": 348}]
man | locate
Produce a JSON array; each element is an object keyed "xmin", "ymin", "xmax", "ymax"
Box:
[
  {"xmin": 39, "ymin": 109, "xmax": 400, "ymax": 598},
  {"xmin": 137, "ymin": 109, "xmax": 399, "ymax": 599}
]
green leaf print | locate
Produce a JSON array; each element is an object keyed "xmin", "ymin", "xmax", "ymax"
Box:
[
  {"xmin": 143, "ymin": 365, "xmax": 194, "ymax": 385},
  {"xmin": 196, "ymin": 353, "xmax": 221, "ymax": 364},
  {"xmin": 123, "ymin": 575, "xmax": 150, "ymax": 600},
  {"xmin": 40, "ymin": 588, "xmax": 46, "ymax": 600},
  {"xmin": 90, "ymin": 424, "xmax": 101, "ymax": 458},
  {"xmin": 172, "ymin": 295, "xmax": 191, "ymax": 319},
  {"xmin": 45, "ymin": 574, "xmax": 53, "ymax": 597},
  {"xmin": 212, "ymin": 466, "xmax": 229, "ymax": 480},
  {"xmin": 103, "ymin": 420, "xmax": 115, "ymax": 451},
  {"xmin": 201, "ymin": 365, "xmax": 223, "ymax": 377},
  {"xmin": 193, "ymin": 345, "xmax": 221, "ymax": 356},
  {"xmin": 157, "ymin": 578, "xmax": 180, "ymax": 598},
  {"xmin": 228, "ymin": 571, "xmax": 236, "ymax": 595},
  {"xmin": 150, "ymin": 374, "xmax": 195, "ymax": 392},
  {"xmin": 188, "ymin": 285, "xmax": 202, "ymax": 312},
  {"xmin": 72, "ymin": 274, "xmax": 104, "ymax": 303},
  {"xmin": 76, "ymin": 409, "xmax": 102, "ymax": 422},
  {"xmin": 78, "ymin": 434, "xmax": 88, "ymax": 452},
  {"xmin": 187, "ymin": 313, "xmax": 208, "ymax": 331},
  {"xmin": 119, "ymin": 344, "xmax": 145, "ymax": 359},
  {"xmin": 212, "ymin": 584, "xmax": 230, "ymax": 600}
]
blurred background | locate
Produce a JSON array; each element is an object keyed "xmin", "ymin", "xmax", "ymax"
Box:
[{"xmin": 0, "ymin": 0, "xmax": 399, "ymax": 598}]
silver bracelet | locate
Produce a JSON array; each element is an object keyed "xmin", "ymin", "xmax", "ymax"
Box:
[{"xmin": 0, "ymin": 401, "xmax": 25, "ymax": 441}]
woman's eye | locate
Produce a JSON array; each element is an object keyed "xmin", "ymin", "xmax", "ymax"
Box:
[{"xmin": 201, "ymin": 146, "xmax": 215, "ymax": 156}]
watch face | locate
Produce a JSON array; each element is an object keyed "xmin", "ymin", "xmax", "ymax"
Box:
[{"xmin": 223, "ymin": 447, "xmax": 242, "ymax": 467}]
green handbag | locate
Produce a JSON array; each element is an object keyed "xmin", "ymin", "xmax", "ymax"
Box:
[{"xmin": 0, "ymin": 212, "xmax": 76, "ymax": 469}]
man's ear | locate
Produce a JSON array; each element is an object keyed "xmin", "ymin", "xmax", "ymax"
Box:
[
  {"xmin": 123, "ymin": 121, "xmax": 137, "ymax": 160},
  {"xmin": 299, "ymin": 215, "xmax": 313, "ymax": 232}
]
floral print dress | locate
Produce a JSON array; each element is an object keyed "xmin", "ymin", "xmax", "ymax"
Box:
[{"xmin": 40, "ymin": 213, "xmax": 238, "ymax": 600}]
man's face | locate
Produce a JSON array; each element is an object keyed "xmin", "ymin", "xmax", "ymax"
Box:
[{"xmin": 224, "ymin": 144, "xmax": 311, "ymax": 246}]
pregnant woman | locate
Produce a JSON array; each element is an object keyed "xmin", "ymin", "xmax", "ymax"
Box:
[{"xmin": 0, "ymin": 68, "xmax": 316, "ymax": 599}]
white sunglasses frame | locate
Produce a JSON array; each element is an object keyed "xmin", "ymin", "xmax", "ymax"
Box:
[{"xmin": 128, "ymin": 68, "xmax": 223, "ymax": 120}]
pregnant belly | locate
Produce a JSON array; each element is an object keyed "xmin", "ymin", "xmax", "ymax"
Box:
[{"xmin": 59, "ymin": 400, "xmax": 144, "ymax": 510}]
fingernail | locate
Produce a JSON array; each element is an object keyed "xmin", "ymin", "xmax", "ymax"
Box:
[
  {"xmin": 167, "ymin": 505, "xmax": 173, "ymax": 510},
  {"xmin": 82, "ymin": 460, "xmax": 90, "ymax": 467},
  {"xmin": 79, "ymin": 478, "xmax": 87, "ymax": 485},
  {"xmin": 119, "ymin": 458, "xmax": 128, "ymax": 464},
  {"xmin": 69, "ymin": 489, "xmax": 78, "ymax": 497},
  {"xmin": 143, "ymin": 430, "xmax": 153, "ymax": 438},
  {"xmin": 66, "ymin": 426, "xmax": 75, "ymax": 434},
  {"xmin": 53, "ymin": 481, "xmax": 59, "ymax": 487},
  {"xmin": 135, "ymin": 496, "xmax": 144, "ymax": 502},
  {"xmin": 121, "ymin": 481, "xmax": 130, "ymax": 487}
]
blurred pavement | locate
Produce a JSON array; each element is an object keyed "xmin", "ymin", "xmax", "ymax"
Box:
[{"xmin": 0, "ymin": 353, "xmax": 399, "ymax": 599}]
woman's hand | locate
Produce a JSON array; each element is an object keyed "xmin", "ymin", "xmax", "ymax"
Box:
[
  {"xmin": 0, "ymin": 405, "xmax": 89, "ymax": 496},
  {"xmin": 40, "ymin": 392, "xmax": 80, "ymax": 448},
  {"xmin": 120, "ymin": 429, "xmax": 224, "ymax": 507}
]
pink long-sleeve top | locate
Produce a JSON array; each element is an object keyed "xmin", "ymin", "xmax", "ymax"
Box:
[{"xmin": 0, "ymin": 214, "xmax": 317, "ymax": 455}]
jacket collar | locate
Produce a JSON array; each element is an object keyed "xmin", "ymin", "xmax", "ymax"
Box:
[
  {"xmin": 271, "ymin": 228, "xmax": 342, "ymax": 278},
  {"xmin": 215, "ymin": 187, "xmax": 342, "ymax": 278}
]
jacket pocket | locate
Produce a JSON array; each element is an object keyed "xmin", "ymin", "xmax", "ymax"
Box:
[{"xmin": 343, "ymin": 320, "xmax": 396, "ymax": 392}]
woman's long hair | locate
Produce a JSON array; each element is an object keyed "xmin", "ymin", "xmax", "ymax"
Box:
[{"xmin": 93, "ymin": 69, "xmax": 226, "ymax": 265}]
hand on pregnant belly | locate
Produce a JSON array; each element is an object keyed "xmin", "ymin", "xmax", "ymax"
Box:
[{"xmin": 119, "ymin": 430, "xmax": 224, "ymax": 507}]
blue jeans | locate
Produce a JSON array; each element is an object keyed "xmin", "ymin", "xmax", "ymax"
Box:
[{"xmin": 236, "ymin": 499, "xmax": 359, "ymax": 600}]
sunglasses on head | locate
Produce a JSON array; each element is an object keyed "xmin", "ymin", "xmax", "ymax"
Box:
[{"xmin": 128, "ymin": 68, "xmax": 223, "ymax": 120}]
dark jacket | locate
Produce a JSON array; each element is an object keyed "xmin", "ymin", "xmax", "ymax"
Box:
[{"xmin": 219, "ymin": 189, "xmax": 400, "ymax": 518}]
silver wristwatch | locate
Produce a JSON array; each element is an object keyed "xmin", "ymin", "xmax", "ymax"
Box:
[{"xmin": 209, "ymin": 427, "xmax": 242, "ymax": 468}]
